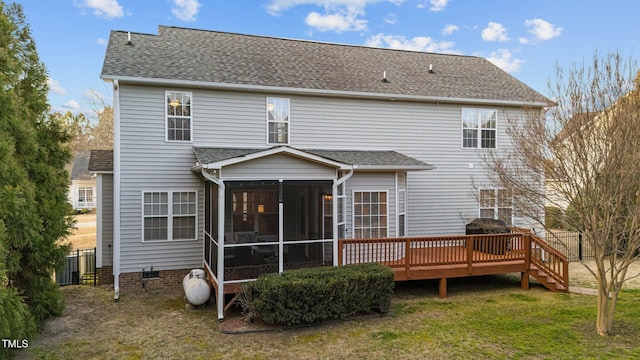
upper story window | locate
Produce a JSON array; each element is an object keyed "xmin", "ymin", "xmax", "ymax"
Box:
[
  {"xmin": 267, "ymin": 97, "xmax": 289, "ymax": 145},
  {"xmin": 462, "ymin": 108, "xmax": 496, "ymax": 149},
  {"xmin": 166, "ymin": 91, "xmax": 192, "ymax": 142}
]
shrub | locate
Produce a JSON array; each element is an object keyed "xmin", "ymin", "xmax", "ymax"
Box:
[
  {"xmin": 545, "ymin": 206, "xmax": 564, "ymax": 229},
  {"xmin": 240, "ymin": 263, "xmax": 394, "ymax": 325},
  {"xmin": 0, "ymin": 287, "xmax": 36, "ymax": 359}
]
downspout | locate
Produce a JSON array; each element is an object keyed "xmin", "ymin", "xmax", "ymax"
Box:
[
  {"xmin": 201, "ymin": 169, "xmax": 226, "ymax": 321},
  {"xmin": 113, "ymin": 79, "xmax": 121, "ymax": 302},
  {"xmin": 333, "ymin": 167, "xmax": 353, "ymax": 266}
]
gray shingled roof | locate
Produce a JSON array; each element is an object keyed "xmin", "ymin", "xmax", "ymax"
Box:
[
  {"xmin": 193, "ymin": 146, "xmax": 432, "ymax": 170},
  {"xmin": 70, "ymin": 151, "xmax": 92, "ymax": 180},
  {"xmin": 88, "ymin": 150, "xmax": 114, "ymax": 172},
  {"xmin": 102, "ymin": 26, "xmax": 549, "ymax": 105}
]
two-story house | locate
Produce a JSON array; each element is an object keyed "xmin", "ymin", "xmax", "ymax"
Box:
[{"xmin": 95, "ymin": 26, "xmax": 550, "ymax": 318}]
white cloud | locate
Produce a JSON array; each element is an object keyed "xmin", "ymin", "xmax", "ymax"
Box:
[
  {"xmin": 428, "ymin": 0, "xmax": 449, "ymax": 12},
  {"xmin": 481, "ymin": 22, "xmax": 509, "ymax": 42},
  {"xmin": 365, "ymin": 33, "xmax": 457, "ymax": 53},
  {"xmin": 306, "ymin": 11, "xmax": 368, "ymax": 32},
  {"xmin": 485, "ymin": 49, "xmax": 522, "ymax": 73},
  {"xmin": 172, "ymin": 0, "xmax": 201, "ymax": 22},
  {"xmin": 63, "ymin": 100, "xmax": 81, "ymax": 110},
  {"xmin": 266, "ymin": 0, "xmax": 404, "ymax": 15},
  {"xmin": 518, "ymin": 37, "xmax": 529, "ymax": 44},
  {"xmin": 81, "ymin": 0, "xmax": 123, "ymax": 19},
  {"xmin": 384, "ymin": 13, "xmax": 397, "ymax": 24},
  {"xmin": 96, "ymin": 37, "xmax": 107, "ymax": 45},
  {"xmin": 442, "ymin": 24, "xmax": 458, "ymax": 36},
  {"xmin": 525, "ymin": 18, "xmax": 562, "ymax": 41},
  {"xmin": 47, "ymin": 78, "xmax": 66, "ymax": 95}
]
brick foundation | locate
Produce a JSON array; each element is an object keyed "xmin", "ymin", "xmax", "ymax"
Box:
[
  {"xmin": 117, "ymin": 268, "xmax": 192, "ymax": 293},
  {"xmin": 96, "ymin": 266, "xmax": 114, "ymax": 285}
]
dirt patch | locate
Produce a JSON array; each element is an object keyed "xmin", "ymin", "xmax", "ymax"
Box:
[{"xmin": 569, "ymin": 260, "xmax": 640, "ymax": 289}]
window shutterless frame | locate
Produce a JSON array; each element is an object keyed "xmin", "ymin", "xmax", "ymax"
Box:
[
  {"xmin": 141, "ymin": 190, "xmax": 198, "ymax": 242},
  {"xmin": 352, "ymin": 190, "xmax": 389, "ymax": 239},
  {"xmin": 461, "ymin": 108, "xmax": 497, "ymax": 149},
  {"xmin": 266, "ymin": 97, "xmax": 290, "ymax": 145},
  {"xmin": 165, "ymin": 91, "xmax": 193, "ymax": 143}
]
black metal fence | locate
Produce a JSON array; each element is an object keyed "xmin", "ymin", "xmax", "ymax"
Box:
[
  {"xmin": 55, "ymin": 248, "xmax": 97, "ymax": 286},
  {"xmin": 545, "ymin": 231, "xmax": 594, "ymax": 262}
]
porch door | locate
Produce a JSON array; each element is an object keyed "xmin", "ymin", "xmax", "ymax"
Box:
[{"xmin": 282, "ymin": 181, "xmax": 333, "ymax": 270}]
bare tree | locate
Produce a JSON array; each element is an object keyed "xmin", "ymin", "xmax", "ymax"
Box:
[
  {"xmin": 486, "ymin": 51, "xmax": 640, "ymax": 336},
  {"xmin": 84, "ymin": 88, "xmax": 113, "ymax": 150}
]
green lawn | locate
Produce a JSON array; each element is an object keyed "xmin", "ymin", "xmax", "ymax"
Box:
[{"xmin": 25, "ymin": 274, "xmax": 640, "ymax": 360}]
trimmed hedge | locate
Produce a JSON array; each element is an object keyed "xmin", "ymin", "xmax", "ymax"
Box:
[{"xmin": 241, "ymin": 263, "xmax": 394, "ymax": 325}]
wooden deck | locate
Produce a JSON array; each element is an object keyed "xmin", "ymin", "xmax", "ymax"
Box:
[{"xmin": 338, "ymin": 232, "xmax": 569, "ymax": 297}]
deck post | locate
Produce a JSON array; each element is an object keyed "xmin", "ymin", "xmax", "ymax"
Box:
[
  {"xmin": 405, "ymin": 238, "xmax": 411, "ymax": 279},
  {"xmin": 521, "ymin": 272, "xmax": 530, "ymax": 289},
  {"xmin": 439, "ymin": 278, "xmax": 447, "ymax": 298},
  {"xmin": 467, "ymin": 236, "xmax": 474, "ymax": 274},
  {"xmin": 337, "ymin": 239, "xmax": 343, "ymax": 266}
]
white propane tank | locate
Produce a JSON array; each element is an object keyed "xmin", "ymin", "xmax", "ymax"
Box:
[{"xmin": 183, "ymin": 269, "xmax": 210, "ymax": 306}]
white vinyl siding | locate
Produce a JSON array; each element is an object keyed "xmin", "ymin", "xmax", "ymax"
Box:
[
  {"xmin": 98, "ymin": 174, "xmax": 113, "ymax": 267},
  {"xmin": 116, "ymin": 84, "xmax": 537, "ymax": 273},
  {"xmin": 165, "ymin": 91, "xmax": 192, "ymax": 142},
  {"xmin": 266, "ymin": 97, "xmax": 289, "ymax": 145}
]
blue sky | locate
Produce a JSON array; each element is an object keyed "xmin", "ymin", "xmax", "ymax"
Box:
[{"xmin": 15, "ymin": 0, "xmax": 640, "ymax": 117}]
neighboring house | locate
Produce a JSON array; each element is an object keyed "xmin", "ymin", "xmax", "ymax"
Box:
[
  {"xmin": 97, "ymin": 26, "xmax": 549, "ymax": 317},
  {"xmin": 67, "ymin": 150, "xmax": 96, "ymax": 211}
]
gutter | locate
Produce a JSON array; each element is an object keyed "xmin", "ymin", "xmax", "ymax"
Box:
[
  {"xmin": 100, "ymin": 75, "xmax": 551, "ymax": 108},
  {"xmin": 112, "ymin": 79, "xmax": 121, "ymax": 302},
  {"xmin": 200, "ymin": 169, "xmax": 226, "ymax": 321},
  {"xmin": 332, "ymin": 168, "xmax": 354, "ymax": 266}
]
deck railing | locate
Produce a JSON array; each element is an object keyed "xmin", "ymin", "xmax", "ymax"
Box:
[
  {"xmin": 338, "ymin": 233, "xmax": 525, "ymax": 276},
  {"xmin": 338, "ymin": 232, "xmax": 569, "ymax": 292},
  {"xmin": 529, "ymin": 233, "xmax": 569, "ymax": 288}
]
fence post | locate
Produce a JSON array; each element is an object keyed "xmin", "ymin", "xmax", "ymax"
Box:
[
  {"xmin": 578, "ymin": 233, "xmax": 583, "ymax": 261},
  {"xmin": 94, "ymin": 247, "xmax": 97, "ymax": 286},
  {"xmin": 75, "ymin": 249, "xmax": 80, "ymax": 285}
]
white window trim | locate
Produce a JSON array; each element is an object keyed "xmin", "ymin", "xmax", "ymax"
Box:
[
  {"xmin": 351, "ymin": 190, "xmax": 389, "ymax": 239},
  {"xmin": 397, "ymin": 189, "xmax": 406, "ymax": 237},
  {"xmin": 141, "ymin": 190, "xmax": 198, "ymax": 242},
  {"xmin": 266, "ymin": 97, "xmax": 290, "ymax": 145},
  {"xmin": 78, "ymin": 186, "xmax": 94, "ymax": 203},
  {"xmin": 478, "ymin": 188, "xmax": 513, "ymax": 225},
  {"xmin": 461, "ymin": 108, "xmax": 498, "ymax": 149},
  {"xmin": 165, "ymin": 90, "xmax": 193, "ymax": 143}
]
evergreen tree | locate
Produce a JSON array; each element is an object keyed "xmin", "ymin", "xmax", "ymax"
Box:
[{"xmin": 0, "ymin": 1, "xmax": 71, "ymax": 325}]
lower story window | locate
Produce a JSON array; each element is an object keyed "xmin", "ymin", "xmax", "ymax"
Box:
[
  {"xmin": 353, "ymin": 191, "xmax": 388, "ymax": 238},
  {"xmin": 78, "ymin": 187, "xmax": 93, "ymax": 203},
  {"xmin": 479, "ymin": 188, "xmax": 513, "ymax": 226},
  {"xmin": 143, "ymin": 191, "xmax": 197, "ymax": 241}
]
